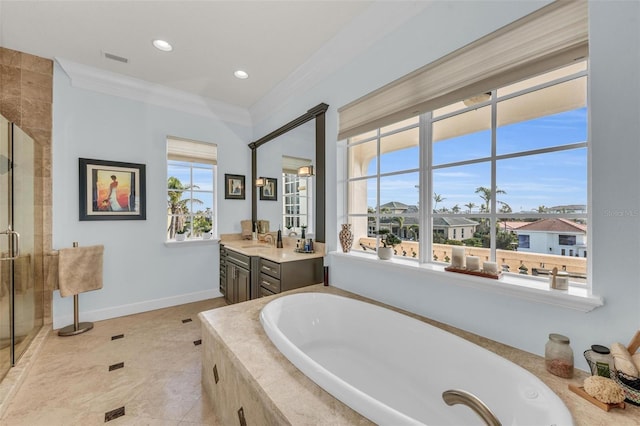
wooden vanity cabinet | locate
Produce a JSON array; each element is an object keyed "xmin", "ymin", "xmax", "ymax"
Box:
[
  {"xmin": 225, "ymin": 249, "xmax": 251, "ymax": 304},
  {"xmin": 259, "ymin": 257, "xmax": 322, "ymax": 297}
]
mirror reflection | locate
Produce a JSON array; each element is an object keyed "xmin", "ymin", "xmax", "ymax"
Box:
[
  {"xmin": 256, "ymin": 120, "xmax": 315, "ymax": 236},
  {"xmin": 282, "ymin": 155, "xmax": 313, "ymax": 237}
]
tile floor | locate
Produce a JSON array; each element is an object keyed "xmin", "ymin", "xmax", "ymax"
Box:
[{"xmin": 1, "ymin": 298, "xmax": 227, "ymax": 425}]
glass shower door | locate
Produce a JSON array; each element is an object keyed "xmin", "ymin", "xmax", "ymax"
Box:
[
  {"xmin": 10, "ymin": 122, "xmax": 38, "ymax": 365},
  {"xmin": 0, "ymin": 114, "xmax": 11, "ymax": 379},
  {"xmin": 0, "ymin": 114, "xmax": 39, "ymax": 379}
]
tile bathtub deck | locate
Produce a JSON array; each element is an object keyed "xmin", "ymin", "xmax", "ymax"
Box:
[{"xmin": 1, "ymin": 298, "xmax": 227, "ymax": 425}]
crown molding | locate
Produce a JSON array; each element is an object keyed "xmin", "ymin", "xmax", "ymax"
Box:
[
  {"xmin": 249, "ymin": 1, "xmax": 432, "ymax": 125},
  {"xmin": 55, "ymin": 57, "xmax": 252, "ymax": 127}
]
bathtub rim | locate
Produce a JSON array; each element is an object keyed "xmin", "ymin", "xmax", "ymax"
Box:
[{"xmin": 260, "ymin": 291, "xmax": 574, "ymax": 426}]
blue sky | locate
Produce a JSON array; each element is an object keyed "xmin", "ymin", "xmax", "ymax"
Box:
[
  {"xmin": 367, "ymin": 108, "xmax": 588, "ymax": 212},
  {"xmin": 168, "ymin": 161, "xmax": 215, "ymax": 213}
]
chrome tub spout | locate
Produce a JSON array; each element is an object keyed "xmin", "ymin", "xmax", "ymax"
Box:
[{"xmin": 442, "ymin": 389, "xmax": 501, "ymax": 426}]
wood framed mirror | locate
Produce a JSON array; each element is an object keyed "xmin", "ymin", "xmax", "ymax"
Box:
[{"xmin": 249, "ymin": 103, "xmax": 328, "ymax": 242}]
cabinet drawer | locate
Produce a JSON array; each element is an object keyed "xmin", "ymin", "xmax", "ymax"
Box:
[
  {"xmin": 227, "ymin": 250, "xmax": 250, "ymax": 269},
  {"xmin": 260, "ymin": 286, "xmax": 277, "ymax": 298},
  {"xmin": 259, "ymin": 258, "xmax": 280, "ymax": 279},
  {"xmin": 259, "ymin": 272, "xmax": 281, "ymax": 294}
]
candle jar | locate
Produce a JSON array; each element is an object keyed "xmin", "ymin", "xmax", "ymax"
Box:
[
  {"xmin": 466, "ymin": 256, "xmax": 481, "ymax": 271},
  {"xmin": 545, "ymin": 333, "xmax": 574, "ymax": 378},
  {"xmin": 483, "ymin": 261, "xmax": 498, "ymax": 275},
  {"xmin": 451, "ymin": 247, "xmax": 465, "ymax": 268}
]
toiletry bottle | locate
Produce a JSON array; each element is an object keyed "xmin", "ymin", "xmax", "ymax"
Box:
[{"xmin": 252, "ymin": 222, "xmax": 257, "ymax": 240}]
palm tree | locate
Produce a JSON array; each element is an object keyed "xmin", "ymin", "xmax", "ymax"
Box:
[
  {"xmin": 451, "ymin": 204, "xmax": 461, "ymax": 214},
  {"xmin": 475, "ymin": 186, "xmax": 509, "ymax": 212},
  {"xmin": 393, "ymin": 216, "xmax": 405, "ymax": 239},
  {"xmin": 465, "ymin": 202, "xmax": 476, "ymax": 213},
  {"xmin": 537, "ymin": 205, "xmax": 547, "ymax": 213},
  {"xmin": 167, "ymin": 176, "xmax": 203, "ymax": 238},
  {"xmin": 433, "ymin": 193, "xmax": 445, "ymax": 212}
]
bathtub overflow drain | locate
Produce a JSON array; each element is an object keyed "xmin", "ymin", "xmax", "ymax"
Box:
[{"xmin": 524, "ymin": 388, "xmax": 539, "ymax": 399}]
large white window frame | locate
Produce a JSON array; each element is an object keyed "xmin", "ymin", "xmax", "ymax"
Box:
[{"xmin": 346, "ymin": 61, "xmax": 589, "ymax": 288}]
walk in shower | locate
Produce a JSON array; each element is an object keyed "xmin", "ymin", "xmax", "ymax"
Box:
[{"xmin": 0, "ymin": 113, "xmax": 43, "ymax": 380}]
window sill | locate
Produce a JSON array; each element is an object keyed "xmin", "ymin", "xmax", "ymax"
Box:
[
  {"xmin": 164, "ymin": 238, "xmax": 220, "ymax": 247},
  {"xmin": 330, "ymin": 251, "xmax": 603, "ymax": 313}
]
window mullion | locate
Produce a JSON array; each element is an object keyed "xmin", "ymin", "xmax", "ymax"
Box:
[
  {"xmin": 422, "ymin": 112, "xmax": 432, "ymax": 264},
  {"xmin": 490, "ymin": 90, "xmax": 498, "ymax": 261}
]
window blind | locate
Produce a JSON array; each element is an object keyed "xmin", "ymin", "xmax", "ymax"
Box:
[
  {"xmin": 167, "ymin": 137, "xmax": 217, "ymax": 165},
  {"xmin": 337, "ymin": 0, "xmax": 588, "ymax": 140},
  {"xmin": 282, "ymin": 155, "xmax": 312, "ymax": 175}
]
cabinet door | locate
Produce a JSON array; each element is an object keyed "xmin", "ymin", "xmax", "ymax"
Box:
[
  {"xmin": 226, "ymin": 263, "xmax": 236, "ymax": 304},
  {"xmin": 237, "ymin": 267, "xmax": 250, "ymax": 303}
]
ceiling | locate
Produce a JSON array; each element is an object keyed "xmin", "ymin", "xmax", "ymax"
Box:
[{"xmin": 0, "ymin": 1, "xmax": 376, "ymax": 110}]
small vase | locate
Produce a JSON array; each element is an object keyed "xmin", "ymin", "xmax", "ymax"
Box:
[
  {"xmin": 176, "ymin": 233, "xmax": 185, "ymax": 241},
  {"xmin": 339, "ymin": 223, "xmax": 353, "ymax": 253},
  {"xmin": 378, "ymin": 247, "xmax": 393, "ymax": 260}
]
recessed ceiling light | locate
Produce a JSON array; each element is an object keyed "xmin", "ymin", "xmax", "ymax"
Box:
[
  {"xmin": 234, "ymin": 70, "xmax": 249, "ymax": 79},
  {"xmin": 152, "ymin": 39, "xmax": 173, "ymax": 52}
]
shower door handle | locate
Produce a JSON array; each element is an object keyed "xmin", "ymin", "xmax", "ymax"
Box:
[{"xmin": 0, "ymin": 226, "xmax": 20, "ymax": 261}]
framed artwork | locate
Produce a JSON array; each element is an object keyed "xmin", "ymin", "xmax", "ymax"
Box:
[
  {"xmin": 225, "ymin": 174, "xmax": 245, "ymax": 199},
  {"xmin": 79, "ymin": 158, "xmax": 146, "ymax": 221},
  {"xmin": 260, "ymin": 177, "xmax": 277, "ymax": 201}
]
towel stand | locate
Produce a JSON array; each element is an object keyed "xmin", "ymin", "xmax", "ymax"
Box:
[{"xmin": 58, "ymin": 242, "xmax": 94, "ymax": 336}]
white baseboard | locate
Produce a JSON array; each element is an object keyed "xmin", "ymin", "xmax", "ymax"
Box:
[{"xmin": 52, "ymin": 289, "xmax": 222, "ymax": 330}]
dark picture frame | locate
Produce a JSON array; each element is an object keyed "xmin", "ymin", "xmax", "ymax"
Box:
[
  {"xmin": 225, "ymin": 174, "xmax": 245, "ymax": 199},
  {"xmin": 79, "ymin": 158, "xmax": 146, "ymax": 221},
  {"xmin": 260, "ymin": 177, "xmax": 277, "ymax": 201}
]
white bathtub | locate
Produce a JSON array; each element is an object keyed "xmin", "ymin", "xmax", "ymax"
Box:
[{"xmin": 260, "ymin": 292, "xmax": 573, "ymax": 426}]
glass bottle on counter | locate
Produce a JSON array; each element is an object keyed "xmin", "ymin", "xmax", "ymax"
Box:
[
  {"xmin": 545, "ymin": 333, "xmax": 574, "ymax": 378},
  {"xmin": 589, "ymin": 345, "xmax": 614, "ymax": 378}
]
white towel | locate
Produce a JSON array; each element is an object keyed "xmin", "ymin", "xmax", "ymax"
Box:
[{"xmin": 58, "ymin": 245, "xmax": 104, "ymax": 297}]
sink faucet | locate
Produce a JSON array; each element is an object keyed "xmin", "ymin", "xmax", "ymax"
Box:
[
  {"xmin": 263, "ymin": 234, "xmax": 275, "ymax": 246},
  {"xmin": 442, "ymin": 389, "xmax": 501, "ymax": 426}
]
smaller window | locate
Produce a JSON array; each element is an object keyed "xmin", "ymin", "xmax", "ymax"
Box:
[
  {"xmin": 559, "ymin": 235, "xmax": 576, "ymax": 246},
  {"xmin": 167, "ymin": 137, "xmax": 217, "ymax": 240},
  {"xmin": 518, "ymin": 235, "xmax": 530, "ymax": 249}
]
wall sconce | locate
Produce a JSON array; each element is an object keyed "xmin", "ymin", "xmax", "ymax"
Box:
[
  {"xmin": 255, "ymin": 177, "xmax": 266, "ymax": 187},
  {"xmin": 297, "ymin": 165, "xmax": 314, "ymax": 177}
]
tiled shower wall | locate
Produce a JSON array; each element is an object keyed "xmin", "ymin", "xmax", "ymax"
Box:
[{"xmin": 0, "ymin": 47, "xmax": 53, "ymax": 325}]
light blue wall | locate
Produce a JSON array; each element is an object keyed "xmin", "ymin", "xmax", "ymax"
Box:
[
  {"xmin": 253, "ymin": 1, "xmax": 640, "ymax": 371},
  {"xmin": 52, "ymin": 64, "xmax": 252, "ymax": 327}
]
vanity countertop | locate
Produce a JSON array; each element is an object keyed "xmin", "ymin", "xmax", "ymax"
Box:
[{"xmin": 221, "ymin": 238, "xmax": 324, "ymax": 263}]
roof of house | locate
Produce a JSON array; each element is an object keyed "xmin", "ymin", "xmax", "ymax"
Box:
[
  {"xmin": 515, "ymin": 218, "xmax": 587, "ymax": 233},
  {"xmin": 380, "ymin": 201, "xmax": 409, "ymax": 210},
  {"xmin": 433, "ymin": 217, "xmax": 479, "ymax": 227},
  {"xmin": 501, "ymin": 221, "xmax": 530, "ymax": 230}
]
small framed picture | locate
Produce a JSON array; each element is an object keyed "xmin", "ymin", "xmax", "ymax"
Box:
[
  {"xmin": 225, "ymin": 174, "xmax": 245, "ymax": 199},
  {"xmin": 260, "ymin": 177, "xmax": 277, "ymax": 201},
  {"xmin": 79, "ymin": 158, "xmax": 146, "ymax": 221}
]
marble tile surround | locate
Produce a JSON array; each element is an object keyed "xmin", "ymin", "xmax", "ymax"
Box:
[
  {"xmin": 200, "ymin": 284, "xmax": 640, "ymax": 426},
  {"xmin": 0, "ymin": 46, "xmax": 53, "ymax": 326}
]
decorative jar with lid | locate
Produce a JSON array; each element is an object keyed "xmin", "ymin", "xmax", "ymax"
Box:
[
  {"xmin": 588, "ymin": 344, "xmax": 614, "ymax": 378},
  {"xmin": 545, "ymin": 333, "xmax": 574, "ymax": 378}
]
